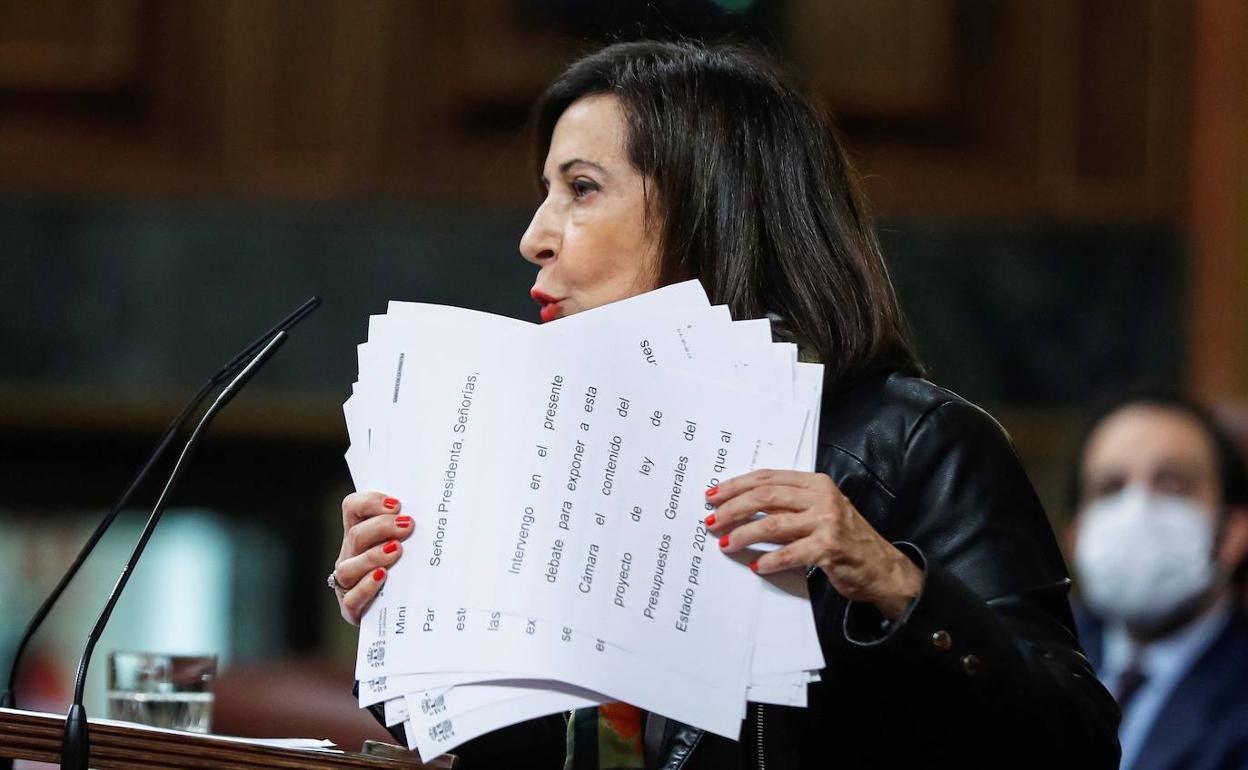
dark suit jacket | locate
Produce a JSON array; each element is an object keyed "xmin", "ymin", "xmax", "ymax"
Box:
[{"xmin": 1077, "ymin": 607, "xmax": 1248, "ymax": 770}]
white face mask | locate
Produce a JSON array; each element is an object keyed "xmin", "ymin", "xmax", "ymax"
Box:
[{"xmin": 1074, "ymin": 486, "xmax": 1218, "ymax": 630}]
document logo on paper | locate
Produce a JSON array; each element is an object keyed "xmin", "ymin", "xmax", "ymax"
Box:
[
  {"xmin": 367, "ymin": 640, "xmax": 386, "ymax": 668},
  {"xmin": 420, "ymin": 693, "xmax": 446, "ymax": 716},
  {"xmin": 429, "ymin": 719, "xmax": 455, "ymax": 743}
]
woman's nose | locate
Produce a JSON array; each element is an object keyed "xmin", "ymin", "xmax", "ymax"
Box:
[{"xmin": 520, "ymin": 199, "xmax": 559, "ymax": 266}]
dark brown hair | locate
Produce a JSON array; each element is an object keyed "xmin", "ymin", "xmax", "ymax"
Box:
[{"xmin": 533, "ymin": 40, "xmax": 923, "ymax": 390}]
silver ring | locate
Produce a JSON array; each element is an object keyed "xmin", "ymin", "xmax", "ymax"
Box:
[{"xmin": 327, "ymin": 571, "xmax": 349, "ymax": 594}]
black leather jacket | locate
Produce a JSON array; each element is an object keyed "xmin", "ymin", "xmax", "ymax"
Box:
[{"xmin": 374, "ymin": 373, "xmax": 1122, "ymax": 769}]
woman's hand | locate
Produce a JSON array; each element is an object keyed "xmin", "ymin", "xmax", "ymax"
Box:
[
  {"xmin": 704, "ymin": 470, "xmax": 923, "ymax": 620},
  {"xmin": 334, "ymin": 491, "xmax": 414, "ymax": 625}
]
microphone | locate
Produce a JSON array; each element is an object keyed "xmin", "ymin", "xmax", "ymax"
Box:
[
  {"xmin": 61, "ymin": 330, "xmax": 290, "ymax": 770},
  {"xmin": 1, "ymin": 296, "xmax": 319, "ymax": 716}
]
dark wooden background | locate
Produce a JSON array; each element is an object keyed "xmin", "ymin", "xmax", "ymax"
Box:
[{"xmin": 1, "ymin": 0, "xmax": 1246, "ymax": 746}]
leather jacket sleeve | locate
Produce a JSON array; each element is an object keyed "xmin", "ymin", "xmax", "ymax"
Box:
[{"xmin": 840, "ymin": 399, "xmax": 1121, "ymax": 766}]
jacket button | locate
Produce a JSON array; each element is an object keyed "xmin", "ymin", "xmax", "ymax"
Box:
[
  {"xmin": 961, "ymin": 654, "xmax": 980, "ymax": 676},
  {"xmin": 931, "ymin": 630, "xmax": 952, "ymax": 650}
]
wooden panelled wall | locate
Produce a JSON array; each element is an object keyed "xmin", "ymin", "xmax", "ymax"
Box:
[
  {"xmin": 1189, "ymin": 0, "xmax": 1248, "ymax": 403},
  {"xmin": 0, "ymin": 0, "xmax": 1244, "ymax": 400},
  {"xmin": 0, "ymin": 0, "xmax": 1190, "ymax": 212}
]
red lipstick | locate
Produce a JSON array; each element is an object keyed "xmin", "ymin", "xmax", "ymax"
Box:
[{"xmin": 530, "ymin": 288, "xmax": 563, "ymax": 323}]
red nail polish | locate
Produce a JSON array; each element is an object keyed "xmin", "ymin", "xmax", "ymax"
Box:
[
  {"xmin": 706, "ymin": 487, "xmax": 718, "ymax": 498},
  {"xmin": 373, "ymin": 567, "xmax": 387, "ymax": 582},
  {"xmin": 719, "ymin": 535, "xmax": 730, "ymax": 548},
  {"xmin": 383, "ymin": 540, "xmax": 399, "ymax": 554},
  {"xmin": 705, "ymin": 513, "xmax": 716, "ymax": 527},
  {"xmin": 750, "ymin": 561, "xmax": 759, "ymax": 573},
  {"xmin": 395, "ymin": 515, "xmax": 412, "ymax": 528},
  {"xmin": 383, "ymin": 497, "xmax": 399, "ymax": 509}
]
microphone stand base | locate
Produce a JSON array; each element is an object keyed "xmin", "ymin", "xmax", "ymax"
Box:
[
  {"xmin": 61, "ymin": 703, "xmax": 90, "ymax": 770},
  {"xmin": 0, "ymin": 689, "xmax": 10, "ymax": 770},
  {"xmin": 0, "ymin": 690, "xmax": 12, "ymax": 770}
]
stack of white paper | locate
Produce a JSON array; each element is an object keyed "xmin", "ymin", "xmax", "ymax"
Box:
[{"xmin": 343, "ymin": 281, "xmax": 826, "ymax": 759}]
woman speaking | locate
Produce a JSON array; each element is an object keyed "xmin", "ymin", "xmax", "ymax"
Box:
[{"xmin": 331, "ymin": 41, "xmax": 1121, "ymax": 769}]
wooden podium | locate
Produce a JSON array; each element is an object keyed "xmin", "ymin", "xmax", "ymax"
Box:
[{"xmin": 0, "ymin": 708, "xmax": 454, "ymax": 769}]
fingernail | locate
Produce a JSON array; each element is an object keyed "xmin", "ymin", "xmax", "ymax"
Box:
[
  {"xmin": 395, "ymin": 515, "xmax": 412, "ymax": 528},
  {"xmin": 373, "ymin": 567, "xmax": 387, "ymax": 582},
  {"xmin": 383, "ymin": 540, "xmax": 399, "ymax": 554},
  {"xmin": 706, "ymin": 487, "xmax": 718, "ymax": 498},
  {"xmin": 704, "ymin": 513, "xmax": 716, "ymax": 527},
  {"xmin": 750, "ymin": 561, "xmax": 759, "ymax": 573},
  {"xmin": 383, "ymin": 497, "xmax": 399, "ymax": 509},
  {"xmin": 719, "ymin": 535, "xmax": 730, "ymax": 548}
]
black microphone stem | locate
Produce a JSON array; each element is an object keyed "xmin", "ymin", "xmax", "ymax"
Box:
[
  {"xmin": 60, "ymin": 331, "xmax": 288, "ymax": 770},
  {"xmin": 213, "ymin": 297, "xmax": 319, "ymax": 385},
  {"xmin": 1, "ymin": 382, "xmax": 211, "ymax": 711},
  {"xmin": 2, "ymin": 296, "xmax": 319, "ymax": 716}
]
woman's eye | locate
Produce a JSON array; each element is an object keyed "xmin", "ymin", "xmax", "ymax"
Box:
[{"xmin": 571, "ymin": 179, "xmax": 598, "ymax": 198}]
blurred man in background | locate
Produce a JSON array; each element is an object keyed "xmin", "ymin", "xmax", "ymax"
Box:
[{"xmin": 1070, "ymin": 392, "xmax": 1248, "ymax": 770}]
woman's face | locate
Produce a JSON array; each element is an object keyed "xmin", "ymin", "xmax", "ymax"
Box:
[{"xmin": 521, "ymin": 94, "xmax": 661, "ymax": 322}]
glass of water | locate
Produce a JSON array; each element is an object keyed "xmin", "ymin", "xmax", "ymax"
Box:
[{"xmin": 106, "ymin": 651, "xmax": 217, "ymax": 733}]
